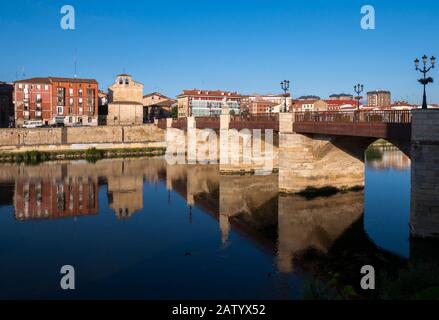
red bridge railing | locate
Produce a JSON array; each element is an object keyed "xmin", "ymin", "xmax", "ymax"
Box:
[
  {"xmin": 293, "ymin": 110, "xmax": 412, "ymax": 140},
  {"xmin": 195, "ymin": 116, "xmax": 221, "ymax": 129},
  {"xmin": 230, "ymin": 114, "xmax": 279, "ymax": 131},
  {"xmin": 172, "ymin": 118, "xmax": 187, "ymax": 129},
  {"xmin": 294, "ymin": 110, "xmax": 412, "ymax": 124}
]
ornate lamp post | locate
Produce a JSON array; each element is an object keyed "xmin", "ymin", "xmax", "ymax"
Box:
[
  {"xmin": 354, "ymin": 84, "xmax": 364, "ymax": 110},
  {"xmin": 415, "ymin": 55, "xmax": 436, "ymax": 109},
  {"xmin": 280, "ymin": 80, "xmax": 290, "ymax": 112}
]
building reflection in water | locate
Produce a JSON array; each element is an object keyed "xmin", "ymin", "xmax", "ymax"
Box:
[
  {"xmin": 0, "ymin": 151, "xmax": 408, "ymax": 279},
  {"xmin": 13, "ymin": 166, "xmax": 98, "ymax": 221},
  {"xmin": 367, "ymin": 145, "xmax": 411, "ymax": 170}
]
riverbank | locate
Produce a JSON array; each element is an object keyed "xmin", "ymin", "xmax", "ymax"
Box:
[{"xmin": 0, "ymin": 146, "xmax": 166, "ymax": 164}]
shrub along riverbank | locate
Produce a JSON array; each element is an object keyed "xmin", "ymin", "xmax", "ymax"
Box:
[{"xmin": 0, "ymin": 147, "xmax": 166, "ymax": 164}]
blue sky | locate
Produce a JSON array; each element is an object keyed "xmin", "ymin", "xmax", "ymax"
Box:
[{"xmin": 0, "ymin": 0, "xmax": 438, "ymax": 103}]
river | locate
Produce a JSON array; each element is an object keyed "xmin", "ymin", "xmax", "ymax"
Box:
[{"xmin": 0, "ymin": 146, "xmax": 427, "ymax": 299}]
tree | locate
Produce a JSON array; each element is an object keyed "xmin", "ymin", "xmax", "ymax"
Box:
[
  {"xmin": 171, "ymin": 106, "xmax": 178, "ymax": 119},
  {"xmin": 229, "ymin": 109, "xmax": 236, "ymax": 116}
]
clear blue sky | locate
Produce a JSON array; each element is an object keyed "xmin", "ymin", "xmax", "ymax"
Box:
[{"xmin": 1, "ymin": 0, "xmax": 438, "ymax": 103}]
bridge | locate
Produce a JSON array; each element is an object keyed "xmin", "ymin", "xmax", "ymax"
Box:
[
  {"xmin": 158, "ymin": 109, "xmax": 439, "ymax": 240},
  {"xmin": 158, "ymin": 110, "xmax": 411, "ymax": 140},
  {"xmin": 158, "ymin": 114, "xmax": 280, "ymax": 131}
]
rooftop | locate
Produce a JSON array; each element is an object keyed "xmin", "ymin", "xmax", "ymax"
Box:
[
  {"xmin": 14, "ymin": 77, "xmax": 98, "ymax": 84},
  {"xmin": 367, "ymin": 90, "xmax": 391, "ymax": 94},
  {"xmin": 178, "ymin": 89, "xmax": 241, "ymax": 98}
]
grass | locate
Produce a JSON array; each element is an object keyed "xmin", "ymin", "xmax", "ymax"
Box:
[
  {"xmin": 378, "ymin": 261, "xmax": 439, "ymax": 300},
  {"xmin": 0, "ymin": 147, "xmax": 166, "ymax": 164},
  {"xmin": 365, "ymin": 145, "xmax": 384, "ymax": 162}
]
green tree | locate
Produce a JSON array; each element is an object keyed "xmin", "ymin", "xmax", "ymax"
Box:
[{"xmin": 171, "ymin": 106, "xmax": 178, "ymax": 119}]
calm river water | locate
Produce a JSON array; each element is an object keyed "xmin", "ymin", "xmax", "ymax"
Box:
[{"xmin": 0, "ymin": 147, "xmax": 424, "ymax": 299}]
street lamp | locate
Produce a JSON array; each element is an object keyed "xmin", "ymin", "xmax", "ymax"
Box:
[
  {"xmin": 415, "ymin": 55, "xmax": 435, "ymax": 109},
  {"xmin": 280, "ymin": 80, "xmax": 290, "ymax": 112},
  {"xmin": 354, "ymin": 84, "xmax": 364, "ymax": 110}
]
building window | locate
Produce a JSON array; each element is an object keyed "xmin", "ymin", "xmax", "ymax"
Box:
[
  {"xmin": 125, "ymin": 78, "xmax": 129, "ymax": 85},
  {"xmin": 88, "ymin": 117, "xmax": 92, "ymax": 123},
  {"xmin": 69, "ymin": 117, "xmax": 72, "ymax": 123},
  {"xmin": 57, "ymin": 107, "xmax": 63, "ymax": 114},
  {"xmin": 56, "ymin": 87, "xmax": 65, "ymax": 106},
  {"xmin": 69, "ymin": 88, "xmax": 74, "ymax": 96},
  {"xmin": 37, "ymin": 85, "xmax": 41, "ymax": 90},
  {"xmin": 78, "ymin": 89, "xmax": 83, "ymax": 97},
  {"xmin": 44, "ymin": 85, "xmax": 49, "ymax": 91}
]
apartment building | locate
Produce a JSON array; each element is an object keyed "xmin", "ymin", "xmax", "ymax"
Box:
[
  {"xmin": 367, "ymin": 90, "xmax": 391, "ymax": 108},
  {"xmin": 243, "ymin": 93, "xmax": 293, "ymax": 114},
  {"xmin": 14, "ymin": 77, "xmax": 98, "ymax": 127},
  {"xmin": 177, "ymin": 89, "xmax": 241, "ymax": 118}
]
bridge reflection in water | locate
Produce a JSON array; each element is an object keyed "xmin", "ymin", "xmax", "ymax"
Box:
[{"xmin": 0, "ymin": 151, "xmax": 421, "ymax": 292}]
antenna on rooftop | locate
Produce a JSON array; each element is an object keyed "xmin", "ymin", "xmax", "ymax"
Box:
[{"xmin": 74, "ymin": 49, "xmax": 78, "ymax": 78}]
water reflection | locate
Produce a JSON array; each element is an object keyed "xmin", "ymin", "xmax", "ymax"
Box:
[
  {"xmin": 366, "ymin": 145, "xmax": 411, "ymax": 171},
  {"xmin": 0, "ymin": 147, "xmax": 417, "ymax": 299}
]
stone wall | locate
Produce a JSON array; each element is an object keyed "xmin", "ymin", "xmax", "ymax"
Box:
[
  {"xmin": 410, "ymin": 110, "xmax": 439, "ymax": 239},
  {"xmin": 278, "ymin": 132, "xmax": 365, "ymax": 193},
  {"xmin": 0, "ymin": 125, "xmax": 165, "ymax": 152},
  {"xmin": 278, "ymin": 113, "xmax": 366, "ymax": 193}
]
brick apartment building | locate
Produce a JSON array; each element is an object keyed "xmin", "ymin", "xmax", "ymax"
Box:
[
  {"xmin": 14, "ymin": 77, "xmax": 99, "ymax": 127},
  {"xmin": 367, "ymin": 90, "xmax": 391, "ymax": 108},
  {"xmin": 14, "ymin": 176, "xmax": 98, "ymax": 221},
  {"xmin": 177, "ymin": 89, "xmax": 241, "ymax": 118},
  {"xmin": 0, "ymin": 81, "xmax": 14, "ymax": 127}
]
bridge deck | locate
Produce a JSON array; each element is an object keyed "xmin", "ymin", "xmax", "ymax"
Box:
[{"xmin": 293, "ymin": 111, "xmax": 412, "ymax": 140}]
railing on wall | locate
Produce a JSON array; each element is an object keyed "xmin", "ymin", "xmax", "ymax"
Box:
[
  {"xmin": 293, "ymin": 110, "xmax": 412, "ymax": 140},
  {"xmin": 195, "ymin": 116, "xmax": 221, "ymax": 129},
  {"xmin": 294, "ymin": 110, "xmax": 412, "ymax": 124},
  {"xmin": 172, "ymin": 118, "xmax": 187, "ymax": 129},
  {"xmin": 230, "ymin": 114, "xmax": 279, "ymax": 131}
]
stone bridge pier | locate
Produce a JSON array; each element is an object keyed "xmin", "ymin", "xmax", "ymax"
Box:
[
  {"xmin": 410, "ymin": 110, "xmax": 439, "ymax": 239},
  {"xmin": 278, "ymin": 113, "xmax": 371, "ymax": 193}
]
